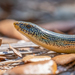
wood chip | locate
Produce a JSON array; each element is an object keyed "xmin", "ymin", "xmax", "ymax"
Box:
[
  {"xmin": 22, "ymin": 55, "xmax": 51, "ymax": 63},
  {"xmin": 9, "ymin": 44, "xmax": 22, "ymax": 57},
  {"xmin": 52, "ymin": 54, "xmax": 75, "ymax": 65},
  {"xmin": 5, "ymin": 60, "xmax": 57, "ymax": 74}
]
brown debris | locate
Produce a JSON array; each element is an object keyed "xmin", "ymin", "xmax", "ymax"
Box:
[
  {"xmin": 22, "ymin": 55, "xmax": 51, "ymax": 63},
  {"xmin": 0, "ymin": 19, "xmax": 29, "ymax": 41},
  {"xmin": 53, "ymin": 29, "xmax": 65, "ymax": 34},
  {"xmin": 5, "ymin": 60, "xmax": 57, "ymax": 74},
  {"xmin": 0, "ymin": 42, "xmax": 38, "ymax": 51},
  {"xmin": 9, "ymin": 44, "xmax": 22, "ymax": 57},
  {"xmin": 66, "ymin": 61, "xmax": 75, "ymax": 70},
  {"xmin": 0, "ymin": 56, "xmax": 6, "ymax": 61},
  {"xmin": 0, "ymin": 59, "xmax": 22, "ymax": 65},
  {"xmin": 0, "ymin": 37, "xmax": 19, "ymax": 44},
  {"xmin": 52, "ymin": 54, "xmax": 75, "ymax": 65},
  {"xmin": 0, "ymin": 38, "xmax": 2, "ymax": 46},
  {"xmin": 0, "ymin": 70, "xmax": 6, "ymax": 75},
  {"xmin": 68, "ymin": 28, "xmax": 75, "ymax": 34}
]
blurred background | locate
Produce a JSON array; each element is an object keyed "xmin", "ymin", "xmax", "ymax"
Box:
[
  {"xmin": 0, "ymin": 1, "xmax": 75, "ymax": 75},
  {"xmin": 1, "ymin": 0, "xmax": 75, "ymax": 22},
  {"xmin": 0, "ymin": 0, "xmax": 75, "ymax": 42}
]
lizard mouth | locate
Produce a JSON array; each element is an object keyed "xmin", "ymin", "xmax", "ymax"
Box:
[
  {"xmin": 13, "ymin": 21, "xmax": 20, "ymax": 30},
  {"xmin": 14, "ymin": 21, "xmax": 19, "ymax": 25},
  {"xmin": 14, "ymin": 21, "xmax": 26, "ymax": 31}
]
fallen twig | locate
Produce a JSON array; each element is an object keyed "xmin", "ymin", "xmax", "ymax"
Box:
[
  {"xmin": 0, "ymin": 42, "xmax": 39, "ymax": 51},
  {"xmin": 0, "ymin": 59, "xmax": 22, "ymax": 65}
]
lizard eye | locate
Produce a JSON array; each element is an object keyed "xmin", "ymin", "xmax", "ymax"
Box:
[{"xmin": 26, "ymin": 25, "xmax": 32, "ymax": 29}]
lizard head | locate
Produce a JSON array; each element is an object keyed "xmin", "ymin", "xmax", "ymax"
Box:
[{"xmin": 14, "ymin": 21, "xmax": 41, "ymax": 37}]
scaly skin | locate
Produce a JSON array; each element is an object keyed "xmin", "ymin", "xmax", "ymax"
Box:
[{"xmin": 14, "ymin": 21, "xmax": 75, "ymax": 53}]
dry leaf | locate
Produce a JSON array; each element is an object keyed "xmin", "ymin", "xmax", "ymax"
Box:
[
  {"xmin": 5, "ymin": 60, "xmax": 57, "ymax": 74},
  {"xmin": 52, "ymin": 54, "xmax": 75, "ymax": 65},
  {"xmin": 22, "ymin": 55, "xmax": 51, "ymax": 63},
  {"xmin": 0, "ymin": 19, "xmax": 29, "ymax": 41},
  {"xmin": 9, "ymin": 44, "xmax": 22, "ymax": 57}
]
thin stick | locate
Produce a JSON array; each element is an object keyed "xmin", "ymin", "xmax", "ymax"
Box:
[
  {"xmin": 0, "ymin": 42, "xmax": 39, "ymax": 51},
  {"xmin": 0, "ymin": 59, "xmax": 22, "ymax": 65}
]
